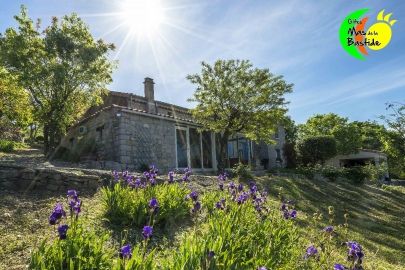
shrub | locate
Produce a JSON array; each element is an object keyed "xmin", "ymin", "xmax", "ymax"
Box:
[
  {"xmin": 321, "ymin": 165, "xmax": 343, "ymax": 182},
  {"xmin": 0, "ymin": 139, "xmax": 14, "ymax": 152},
  {"xmin": 297, "ymin": 136, "xmax": 337, "ymax": 166},
  {"xmin": 296, "ymin": 166, "xmax": 316, "ymax": 179},
  {"xmin": 0, "ymin": 139, "xmax": 27, "ymax": 152},
  {"xmin": 343, "ymin": 167, "xmax": 368, "ymax": 184},
  {"xmin": 231, "ymin": 162, "xmax": 254, "ymax": 181},
  {"xmin": 101, "ymin": 182, "xmax": 191, "ymax": 228},
  {"xmin": 362, "ymin": 163, "xmax": 388, "ymax": 183}
]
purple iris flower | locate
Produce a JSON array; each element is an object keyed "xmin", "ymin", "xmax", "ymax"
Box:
[
  {"xmin": 323, "ymin": 226, "xmax": 334, "ymax": 233},
  {"xmin": 218, "ymin": 181, "xmax": 224, "ymax": 191},
  {"xmin": 249, "ymin": 183, "xmax": 257, "ymax": 193},
  {"xmin": 49, "ymin": 203, "xmax": 66, "ymax": 225},
  {"xmin": 142, "ymin": 226, "xmax": 153, "ymax": 239},
  {"xmin": 289, "ymin": 210, "xmax": 297, "ymax": 219},
  {"xmin": 257, "ymin": 267, "xmax": 267, "ymax": 270},
  {"xmin": 238, "ymin": 183, "xmax": 244, "ymax": 192},
  {"xmin": 207, "ymin": 250, "xmax": 215, "ymax": 259},
  {"xmin": 228, "ymin": 182, "xmax": 236, "ymax": 190},
  {"xmin": 192, "ymin": 201, "xmax": 201, "ymax": 213},
  {"xmin": 333, "ymin": 264, "xmax": 346, "ymax": 270},
  {"xmin": 304, "ymin": 245, "xmax": 318, "ymax": 259},
  {"xmin": 57, "ymin": 224, "xmax": 69, "ymax": 240},
  {"xmin": 67, "ymin": 190, "xmax": 78, "ymax": 199},
  {"xmin": 236, "ymin": 193, "xmax": 249, "ymax": 204},
  {"xmin": 112, "ymin": 170, "xmax": 120, "ymax": 181},
  {"xmin": 168, "ymin": 171, "xmax": 174, "ymax": 183},
  {"xmin": 119, "ymin": 244, "xmax": 132, "ymax": 259},
  {"xmin": 149, "ymin": 198, "xmax": 159, "ymax": 214},
  {"xmin": 218, "ymin": 172, "xmax": 228, "ymax": 182},
  {"xmin": 134, "ymin": 178, "xmax": 142, "ymax": 188},
  {"xmin": 346, "ymin": 241, "xmax": 364, "ymax": 264},
  {"xmin": 72, "ymin": 199, "xmax": 81, "ymax": 215},
  {"xmin": 215, "ymin": 201, "xmax": 223, "ymax": 210},
  {"xmin": 215, "ymin": 198, "xmax": 226, "ymax": 210},
  {"xmin": 188, "ymin": 191, "xmax": 199, "ymax": 201},
  {"xmin": 280, "ymin": 203, "xmax": 287, "ymax": 211},
  {"xmin": 49, "ymin": 213, "xmax": 58, "ymax": 225}
]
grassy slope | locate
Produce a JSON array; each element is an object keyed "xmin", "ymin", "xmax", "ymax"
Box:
[
  {"xmin": 256, "ymin": 175, "xmax": 405, "ymax": 270},
  {"xmin": 1, "ymin": 176, "xmax": 404, "ymax": 269}
]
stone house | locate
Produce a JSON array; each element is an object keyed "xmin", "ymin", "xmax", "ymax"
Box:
[{"xmin": 60, "ymin": 78, "xmax": 286, "ymax": 172}]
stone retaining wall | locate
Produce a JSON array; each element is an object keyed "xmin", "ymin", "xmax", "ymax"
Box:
[{"xmin": 0, "ymin": 163, "xmax": 110, "ymax": 194}]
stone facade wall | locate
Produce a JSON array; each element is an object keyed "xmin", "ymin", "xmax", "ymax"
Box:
[
  {"xmin": 0, "ymin": 164, "xmax": 106, "ymax": 194},
  {"xmin": 61, "ymin": 108, "xmax": 120, "ymax": 162},
  {"xmin": 117, "ymin": 110, "xmax": 182, "ymax": 172}
]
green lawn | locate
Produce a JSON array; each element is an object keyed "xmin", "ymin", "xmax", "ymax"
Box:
[
  {"xmin": 1, "ymin": 175, "xmax": 404, "ymax": 269},
  {"xmin": 256, "ymin": 175, "xmax": 405, "ymax": 269}
]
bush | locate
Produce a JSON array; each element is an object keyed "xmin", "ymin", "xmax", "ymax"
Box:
[
  {"xmin": 343, "ymin": 167, "xmax": 368, "ymax": 184},
  {"xmin": 231, "ymin": 162, "xmax": 254, "ymax": 181},
  {"xmin": 101, "ymin": 182, "xmax": 191, "ymax": 228},
  {"xmin": 296, "ymin": 166, "xmax": 316, "ymax": 179},
  {"xmin": 0, "ymin": 139, "xmax": 14, "ymax": 152},
  {"xmin": 297, "ymin": 136, "xmax": 337, "ymax": 166},
  {"xmin": 362, "ymin": 163, "xmax": 388, "ymax": 183},
  {"xmin": 320, "ymin": 165, "xmax": 343, "ymax": 182},
  {"xmin": 0, "ymin": 139, "xmax": 27, "ymax": 153}
]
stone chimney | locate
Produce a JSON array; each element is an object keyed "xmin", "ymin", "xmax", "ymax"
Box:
[
  {"xmin": 144, "ymin": 77, "xmax": 155, "ymax": 101},
  {"xmin": 144, "ymin": 77, "xmax": 156, "ymax": 113}
]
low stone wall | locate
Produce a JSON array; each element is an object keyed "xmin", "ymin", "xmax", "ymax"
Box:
[{"xmin": 0, "ymin": 163, "xmax": 110, "ymax": 194}]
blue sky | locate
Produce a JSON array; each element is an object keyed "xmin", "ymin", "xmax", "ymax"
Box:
[{"xmin": 1, "ymin": 0, "xmax": 404, "ymax": 123}]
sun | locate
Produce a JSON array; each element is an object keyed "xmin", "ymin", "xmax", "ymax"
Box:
[{"xmin": 119, "ymin": 0, "xmax": 166, "ymax": 36}]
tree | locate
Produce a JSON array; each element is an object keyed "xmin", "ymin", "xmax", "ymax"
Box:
[
  {"xmin": 187, "ymin": 60, "xmax": 293, "ymax": 170},
  {"xmin": 282, "ymin": 116, "xmax": 298, "ymax": 168},
  {"xmin": 298, "ymin": 113, "xmax": 361, "ymax": 155},
  {"xmin": 0, "ymin": 6, "xmax": 115, "ymax": 154},
  {"xmin": 351, "ymin": 121, "xmax": 386, "ymax": 150},
  {"xmin": 297, "ymin": 136, "xmax": 337, "ymax": 166},
  {"xmin": 0, "ymin": 66, "xmax": 33, "ymax": 140},
  {"xmin": 380, "ymin": 102, "xmax": 405, "ymax": 144}
]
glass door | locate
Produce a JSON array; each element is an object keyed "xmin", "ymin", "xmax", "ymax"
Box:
[{"xmin": 176, "ymin": 128, "xmax": 188, "ymax": 168}]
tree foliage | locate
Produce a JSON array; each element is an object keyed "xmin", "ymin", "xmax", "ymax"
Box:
[
  {"xmin": 0, "ymin": 66, "xmax": 33, "ymax": 140},
  {"xmin": 297, "ymin": 136, "xmax": 337, "ymax": 166},
  {"xmin": 0, "ymin": 6, "xmax": 115, "ymax": 154},
  {"xmin": 298, "ymin": 113, "xmax": 361, "ymax": 155},
  {"xmin": 380, "ymin": 102, "xmax": 405, "ymax": 144},
  {"xmin": 187, "ymin": 59, "xmax": 293, "ymax": 169}
]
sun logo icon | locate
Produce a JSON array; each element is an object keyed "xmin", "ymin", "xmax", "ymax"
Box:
[
  {"xmin": 339, "ymin": 8, "xmax": 398, "ymax": 60},
  {"xmin": 367, "ymin": 10, "xmax": 397, "ymax": 50}
]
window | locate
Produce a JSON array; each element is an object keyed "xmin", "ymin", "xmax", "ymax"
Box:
[
  {"xmin": 190, "ymin": 128, "xmax": 202, "ymax": 168},
  {"xmin": 202, "ymin": 131, "xmax": 212, "ymax": 168},
  {"xmin": 175, "ymin": 127, "xmax": 214, "ymax": 169},
  {"xmin": 96, "ymin": 125, "xmax": 104, "ymax": 141},
  {"xmin": 276, "ymin": 149, "xmax": 282, "ymax": 162},
  {"xmin": 176, "ymin": 128, "xmax": 188, "ymax": 168}
]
